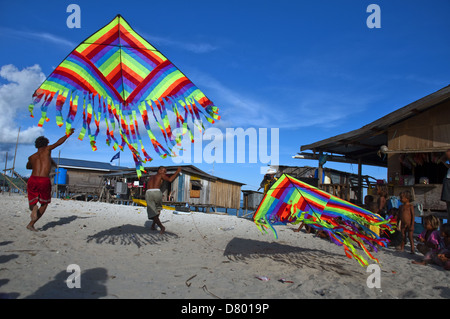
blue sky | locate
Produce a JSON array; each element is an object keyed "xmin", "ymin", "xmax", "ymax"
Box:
[{"xmin": 0, "ymin": 0, "xmax": 449, "ymax": 191}]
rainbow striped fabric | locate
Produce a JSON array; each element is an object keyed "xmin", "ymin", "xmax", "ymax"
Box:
[
  {"xmin": 253, "ymin": 174, "xmax": 394, "ymax": 266},
  {"xmin": 29, "ymin": 15, "xmax": 220, "ymax": 176}
]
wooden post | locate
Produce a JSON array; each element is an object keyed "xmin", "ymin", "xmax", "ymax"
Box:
[
  {"xmin": 56, "ymin": 150, "xmax": 61, "ymax": 198},
  {"xmin": 1, "ymin": 172, "xmax": 24, "ymax": 194},
  {"xmin": 11, "ymin": 127, "xmax": 20, "ymax": 178},
  {"xmin": 357, "ymin": 158, "xmax": 362, "ymax": 205},
  {"xmin": 318, "ymin": 152, "xmax": 324, "ymax": 189},
  {"xmin": 3, "ymin": 151, "xmax": 7, "ymax": 191}
]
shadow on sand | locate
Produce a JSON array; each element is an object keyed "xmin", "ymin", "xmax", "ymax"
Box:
[
  {"xmin": 224, "ymin": 237, "xmax": 356, "ymax": 276},
  {"xmin": 40, "ymin": 215, "xmax": 91, "ymax": 231},
  {"xmin": 25, "ymin": 268, "xmax": 109, "ymax": 299},
  {"xmin": 86, "ymin": 223, "xmax": 178, "ymax": 248}
]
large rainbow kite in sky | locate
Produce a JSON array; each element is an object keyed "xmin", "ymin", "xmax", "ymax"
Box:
[
  {"xmin": 28, "ymin": 15, "xmax": 220, "ymax": 176},
  {"xmin": 253, "ymin": 174, "xmax": 394, "ymax": 267}
]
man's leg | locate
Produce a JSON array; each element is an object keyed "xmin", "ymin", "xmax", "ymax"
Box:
[
  {"xmin": 27, "ymin": 204, "xmax": 39, "ymax": 231},
  {"xmin": 152, "ymin": 215, "xmax": 165, "ymax": 235},
  {"xmin": 408, "ymin": 230, "xmax": 415, "ymax": 254},
  {"xmin": 27, "ymin": 203, "xmax": 48, "ymax": 231},
  {"xmin": 397, "ymin": 228, "xmax": 406, "ymax": 251}
]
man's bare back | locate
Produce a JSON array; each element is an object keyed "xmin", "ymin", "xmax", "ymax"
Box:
[
  {"xmin": 147, "ymin": 167, "xmax": 182, "ymax": 189},
  {"xmin": 26, "ymin": 129, "xmax": 75, "ymax": 178},
  {"xmin": 27, "ymin": 149, "xmax": 56, "ymax": 178}
]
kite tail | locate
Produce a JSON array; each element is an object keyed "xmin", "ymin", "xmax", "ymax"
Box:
[
  {"xmin": 253, "ymin": 174, "xmax": 394, "ymax": 267},
  {"xmin": 65, "ymin": 92, "xmax": 79, "ymax": 136},
  {"xmin": 26, "ymin": 89, "xmax": 220, "ymax": 179},
  {"xmin": 55, "ymin": 90, "xmax": 69, "ymax": 127},
  {"xmin": 37, "ymin": 90, "xmax": 54, "ymax": 127}
]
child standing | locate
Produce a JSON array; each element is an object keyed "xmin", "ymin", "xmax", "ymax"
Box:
[
  {"xmin": 376, "ymin": 185, "xmax": 388, "ymax": 218},
  {"xmin": 397, "ymin": 191, "xmax": 415, "ymax": 254},
  {"xmin": 416, "ymin": 215, "xmax": 441, "ymax": 255}
]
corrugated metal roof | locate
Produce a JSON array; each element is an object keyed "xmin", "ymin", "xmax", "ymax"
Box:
[
  {"xmin": 52, "ymin": 158, "xmax": 128, "ymax": 171},
  {"xmin": 102, "ymin": 164, "xmax": 246, "ymax": 185}
]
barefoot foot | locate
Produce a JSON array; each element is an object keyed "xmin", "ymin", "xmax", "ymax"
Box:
[{"xmin": 26, "ymin": 224, "xmax": 38, "ymax": 232}]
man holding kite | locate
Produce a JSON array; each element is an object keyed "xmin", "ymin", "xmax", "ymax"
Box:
[{"xmin": 26, "ymin": 129, "xmax": 75, "ymax": 231}]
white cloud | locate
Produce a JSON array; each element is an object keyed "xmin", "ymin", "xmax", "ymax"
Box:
[
  {"xmin": 0, "ymin": 64, "xmax": 46, "ymax": 145},
  {"xmin": 0, "ymin": 27, "xmax": 76, "ymax": 48}
]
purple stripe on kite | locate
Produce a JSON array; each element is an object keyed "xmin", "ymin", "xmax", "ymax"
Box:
[
  {"xmin": 296, "ymin": 185, "xmax": 330, "ymax": 203},
  {"xmin": 129, "ymin": 64, "xmax": 177, "ymax": 103},
  {"xmin": 305, "ymin": 201, "xmax": 326, "ymax": 214},
  {"xmin": 275, "ymin": 185, "xmax": 297, "ymax": 204},
  {"xmin": 267, "ymin": 198, "xmax": 288, "ymax": 222},
  {"xmin": 122, "ymin": 77, "xmax": 137, "ymax": 92},
  {"xmin": 270, "ymin": 200, "xmax": 288, "ymax": 222},
  {"xmin": 66, "ymin": 54, "xmax": 120, "ymax": 100},
  {"xmin": 123, "ymin": 47, "xmax": 157, "ymax": 71},
  {"xmin": 175, "ymin": 82, "xmax": 196, "ymax": 98},
  {"xmin": 292, "ymin": 180, "xmax": 330, "ymax": 199},
  {"xmin": 70, "ymin": 51, "xmax": 124, "ymax": 103},
  {"xmin": 90, "ymin": 42, "xmax": 120, "ymax": 64},
  {"xmin": 47, "ymin": 74, "xmax": 85, "ymax": 92}
]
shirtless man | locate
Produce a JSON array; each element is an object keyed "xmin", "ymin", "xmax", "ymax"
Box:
[
  {"xmin": 26, "ymin": 129, "xmax": 75, "ymax": 231},
  {"xmin": 145, "ymin": 166, "xmax": 181, "ymax": 234}
]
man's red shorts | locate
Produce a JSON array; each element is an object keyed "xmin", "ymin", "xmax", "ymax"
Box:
[{"xmin": 27, "ymin": 176, "xmax": 51, "ymax": 206}]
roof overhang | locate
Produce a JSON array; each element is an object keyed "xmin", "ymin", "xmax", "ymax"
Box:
[{"xmin": 299, "ymin": 85, "xmax": 450, "ymax": 167}]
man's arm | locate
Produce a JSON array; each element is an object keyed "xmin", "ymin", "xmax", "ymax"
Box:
[
  {"xmin": 162, "ymin": 167, "xmax": 182, "ymax": 183},
  {"xmin": 26, "ymin": 156, "xmax": 32, "ymax": 170},
  {"xmin": 409, "ymin": 205, "xmax": 415, "ymax": 228},
  {"xmin": 48, "ymin": 128, "xmax": 75, "ymax": 150}
]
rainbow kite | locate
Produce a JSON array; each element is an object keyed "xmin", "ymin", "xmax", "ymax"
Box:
[
  {"xmin": 28, "ymin": 15, "xmax": 220, "ymax": 177},
  {"xmin": 253, "ymin": 174, "xmax": 394, "ymax": 267}
]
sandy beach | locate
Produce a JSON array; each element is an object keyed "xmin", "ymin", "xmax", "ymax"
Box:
[{"xmin": 0, "ymin": 192, "xmax": 449, "ymax": 300}]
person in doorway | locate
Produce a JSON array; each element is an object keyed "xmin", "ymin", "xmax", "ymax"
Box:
[
  {"xmin": 146, "ymin": 166, "xmax": 181, "ymax": 234},
  {"xmin": 25, "ymin": 129, "xmax": 75, "ymax": 231},
  {"xmin": 376, "ymin": 185, "xmax": 388, "ymax": 218}
]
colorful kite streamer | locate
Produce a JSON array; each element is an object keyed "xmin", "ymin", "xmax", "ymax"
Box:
[
  {"xmin": 28, "ymin": 15, "xmax": 220, "ymax": 177},
  {"xmin": 253, "ymin": 174, "xmax": 394, "ymax": 267}
]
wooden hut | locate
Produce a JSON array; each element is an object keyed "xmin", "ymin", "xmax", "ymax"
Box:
[
  {"xmin": 296, "ymin": 84, "xmax": 450, "ymax": 219},
  {"xmin": 102, "ymin": 165, "xmax": 245, "ymax": 212},
  {"xmin": 272, "ymin": 165, "xmax": 376, "ymax": 201},
  {"xmin": 51, "ymin": 157, "xmax": 127, "ymax": 199}
]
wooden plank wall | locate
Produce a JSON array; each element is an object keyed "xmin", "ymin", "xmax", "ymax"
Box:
[
  {"xmin": 388, "ymin": 101, "xmax": 450, "ymax": 152},
  {"xmin": 64, "ymin": 169, "xmax": 104, "ymax": 187},
  {"xmin": 210, "ymin": 180, "xmax": 241, "ymax": 209},
  {"xmin": 171, "ymin": 174, "xmax": 211, "ymax": 205},
  {"xmin": 171, "ymin": 174, "xmax": 241, "ymax": 209}
]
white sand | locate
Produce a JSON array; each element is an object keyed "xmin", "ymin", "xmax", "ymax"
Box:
[{"xmin": 0, "ymin": 192, "xmax": 449, "ymax": 299}]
